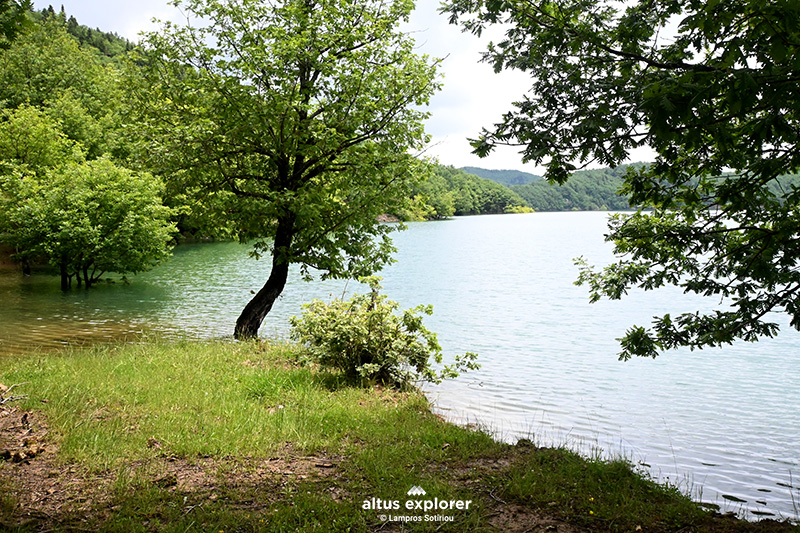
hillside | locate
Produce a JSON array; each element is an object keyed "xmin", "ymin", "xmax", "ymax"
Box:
[
  {"xmin": 460, "ymin": 166, "xmax": 542, "ymax": 187},
  {"xmin": 511, "ymin": 166, "xmax": 634, "ymax": 211},
  {"xmin": 34, "ymin": 5, "xmax": 134, "ymax": 59},
  {"xmin": 398, "ymin": 164, "xmax": 530, "ymax": 220},
  {"xmin": 460, "ymin": 165, "xmax": 640, "ymax": 212}
]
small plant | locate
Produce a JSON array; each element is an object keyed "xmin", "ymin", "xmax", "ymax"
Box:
[{"xmin": 289, "ymin": 277, "xmax": 479, "ymax": 388}]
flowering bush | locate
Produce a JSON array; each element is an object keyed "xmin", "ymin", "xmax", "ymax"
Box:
[{"xmin": 289, "ymin": 277, "xmax": 479, "ymax": 388}]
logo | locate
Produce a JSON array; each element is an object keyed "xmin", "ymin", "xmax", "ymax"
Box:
[
  {"xmin": 407, "ymin": 486, "xmax": 427, "ymax": 496},
  {"xmin": 362, "ymin": 485, "xmax": 472, "ymax": 524}
]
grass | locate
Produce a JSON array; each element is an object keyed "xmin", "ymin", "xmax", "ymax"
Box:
[{"xmin": 0, "ymin": 339, "xmax": 797, "ymax": 532}]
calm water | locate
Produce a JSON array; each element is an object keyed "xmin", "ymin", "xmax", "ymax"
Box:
[{"xmin": 1, "ymin": 212, "xmax": 798, "ymax": 520}]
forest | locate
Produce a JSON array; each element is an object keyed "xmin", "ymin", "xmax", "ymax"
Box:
[
  {"xmin": 0, "ymin": 6, "xmax": 797, "ymax": 239},
  {"xmin": 401, "ymin": 165, "xmax": 637, "ymax": 220},
  {"xmin": 0, "ymin": 5, "xmax": 642, "ymax": 273},
  {"xmin": 9, "ymin": 6, "xmax": 800, "ymax": 273},
  {"xmin": 466, "ymin": 165, "xmax": 636, "ymax": 212},
  {"xmin": 0, "ymin": 7, "xmax": 173, "ymax": 289}
]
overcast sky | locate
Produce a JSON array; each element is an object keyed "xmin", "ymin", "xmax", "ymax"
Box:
[{"xmin": 32, "ymin": 0, "xmax": 551, "ymax": 174}]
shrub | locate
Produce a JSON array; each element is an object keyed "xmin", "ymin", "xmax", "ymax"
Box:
[{"xmin": 289, "ymin": 277, "xmax": 479, "ymax": 388}]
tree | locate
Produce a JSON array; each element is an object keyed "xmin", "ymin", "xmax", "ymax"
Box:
[
  {"xmin": 0, "ymin": 158, "xmax": 175, "ymax": 290},
  {"xmin": 131, "ymin": 0, "xmax": 440, "ymax": 339},
  {"xmin": 0, "ymin": 0, "xmax": 31, "ymax": 48},
  {"xmin": 443, "ymin": 0, "xmax": 800, "ymax": 359},
  {"xmin": 0, "ymin": 18, "xmax": 124, "ymax": 159},
  {"xmin": 0, "ymin": 105, "xmax": 175, "ymax": 289},
  {"xmin": 0, "ymin": 105, "xmax": 80, "ymax": 173}
]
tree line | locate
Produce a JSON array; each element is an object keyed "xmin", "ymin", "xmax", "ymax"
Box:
[
  {"xmin": 401, "ymin": 164, "xmax": 643, "ymax": 220},
  {"xmin": 0, "ymin": 4, "xmax": 636, "ymax": 287},
  {"xmin": 5, "ymin": 0, "xmax": 800, "ymax": 357},
  {"xmin": 0, "ymin": 6, "xmax": 174, "ymax": 289},
  {"xmin": 398, "ymin": 164, "xmax": 532, "ymax": 220}
]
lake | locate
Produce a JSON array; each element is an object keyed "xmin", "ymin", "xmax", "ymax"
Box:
[{"xmin": 1, "ymin": 211, "xmax": 798, "ymax": 520}]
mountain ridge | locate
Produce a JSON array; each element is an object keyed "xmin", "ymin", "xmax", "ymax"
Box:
[{"xmin": 460, "ymin": 166, "xmax": 542, "ymax": 187}]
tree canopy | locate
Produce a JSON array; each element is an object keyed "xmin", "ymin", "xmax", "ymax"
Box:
[
  {"xmin": 511, "ymin": 166, "xmax": 636, "ymax": 212},
  {"xmin": 32, "ymin": 5, "xmax": 135, "ymax": 60},
  {"xmin": 398, "ymin": 164, "xmax": 530, "ymax": 220},
  {"xmin": 461, "ymin": 166, "xmax": 540, "ymax": 187},
  {"xmin": 131, "ymin": 0, "xmax": 440, "ymax": 338},
  {"xmin": 0, "ymin": 14, "xmax": 176, "ymax": 288},
  {"xmin": 0, "ymin": 156, "xmax": 175, "ymax": 289},
  {"xmin": 0, "ymin": 0, "xmax": 30, "ymax": 48},
  {"xmin": 443, "ymin": 0, "xmax": 800, "ymax": 359}
]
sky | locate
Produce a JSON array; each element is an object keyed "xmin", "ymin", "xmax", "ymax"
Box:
[{"xmin": 31, "ymin": 0, "xmax": 555, "ymax": 174}]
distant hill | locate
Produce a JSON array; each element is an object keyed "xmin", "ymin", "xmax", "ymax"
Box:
[
  {"xmin": 511, "ymin": 166, "xmax": 633, "ymax": 211},
  {"xmin": 460, "ymin": 167, "xmax": 542, "ymax": 187},
  {"xmin": 34, "ymin": 5, "xmax": 135, "ymax": 59},
  {"xmin": 461, "ymin": 165, "xmax": 638, "ymax": 211},
  {"xmin": 396, "ymin": 164, "xmax": 530, "ymax": 220}
]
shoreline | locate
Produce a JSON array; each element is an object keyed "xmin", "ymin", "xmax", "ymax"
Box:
[{"xmin": 1, "ymin": 339, "xmax": 797, "ymax": 531}]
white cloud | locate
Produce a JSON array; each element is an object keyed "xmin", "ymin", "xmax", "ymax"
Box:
[{"xmin": 404, "ymin": 2, "xmax": 544, "ymax": 173}]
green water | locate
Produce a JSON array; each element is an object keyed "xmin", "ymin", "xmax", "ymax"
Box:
[{"xmin": 0, "ymin": 240, "xmax": 353, "ymax": 355}]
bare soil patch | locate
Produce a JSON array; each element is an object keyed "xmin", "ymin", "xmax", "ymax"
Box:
[{"xmin": 0, "ymin": 405, "xmax": 347, "ymax": 529}]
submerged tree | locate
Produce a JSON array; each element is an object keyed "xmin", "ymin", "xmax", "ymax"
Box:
[
  {"xmin": 0, "ymin": 158, "xmax": 175, "ymax": 289},
  {"xmin": 0, "ymin": 105, "xmax": 175, "ymax": 288},
  {"xmin": 132, "ymin": 0, "xmax": 439, "ymax": 338},
  {"xmin": 443, "ymin": 0, "xmax": 800, "ymax": 359}
]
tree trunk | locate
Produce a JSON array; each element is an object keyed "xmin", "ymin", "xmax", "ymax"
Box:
[
  {"xmin": 234, "ymin": 213, "xmax": 296, "ymax": 339},
  {"xmin": 60, "ymin": 258, "xmax": 69, "ymax": 291}
]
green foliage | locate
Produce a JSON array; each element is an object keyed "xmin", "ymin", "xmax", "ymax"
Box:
[
  {"xmin": 440, "ymin": 165, "xmax": 528, "ymax": 215},
  {"xmin": 0, "ymin": 0, "xmax": 30, "ymax": 48},
  {"xmin": 512, "ymin": 165, "xmax": 636, "ymax": 212},
  {"xmin": 0, "ymin": 104, "xmax": 82, "ymax": 172},
  {"xmin": 504, "ymin": 204, "xmax": 534, "ymax": 214},
  {"xmin": 0, "ymin": 18, "xmax": 107, "ymax": 110},
  {"xmin": 395, "ymin": 193, "xmax": 439, "ymax": 221},
  {"xmin": 401, "ymin": 164, "xmax": 640, "ymax": 218},
  {"xmin": 0, "ymin": 28, "xmax": 175, "ymax": 289},
  {"xmin": 0, "ymin": 17, "xmax": 127, "ymax": 159},
  {"xmin": 444, "ymin": 0, "xmax": 800, "ymax": 357},
  {"xmin": 38, "ymin": 7, "xmax": 134, "ymax": 60},
  {"xmin": 25, "ymin": 6, "xmax": 134, "ymax": 60},
  {"xmin": 0, "ymin": 157, "xmax": 175, "ymax": 287},
  {"xmin": 290, "ymin": 277, "xmax": 479, "ymax": 388},
  {"xmin": 129, "ymin": 0, "xmax": 441, "ymax": 337},
  {"xmin": 399, "ymin": 164, "xmax": 529, "ymax": 220},
  {"xmin": 461, "ymin": 166, "xmax": 541, "ymax": 187}
]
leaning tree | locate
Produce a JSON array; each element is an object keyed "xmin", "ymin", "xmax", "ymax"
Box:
[
  {"xmin": 132, "ymin": 0, "xmax": 440, "ymax": 338},
  {"xmin": 443, "ymin": 0, "xmax": 800, "ymax": 359}
]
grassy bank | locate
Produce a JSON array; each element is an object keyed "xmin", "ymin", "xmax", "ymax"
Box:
[{"xmin": 0, "ymin": 340, "xmax": 796, "ymax": 532}]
